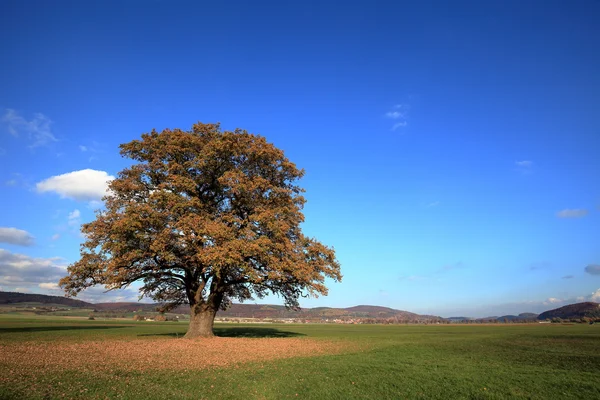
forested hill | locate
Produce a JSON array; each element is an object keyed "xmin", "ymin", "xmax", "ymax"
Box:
[
  {"xmin": 0, "ymin": 291, "xmax": 93, "ymax": 308},
  {"xmin": 537, "ymin": 302, "xmax": 600, "ymax": 320}
]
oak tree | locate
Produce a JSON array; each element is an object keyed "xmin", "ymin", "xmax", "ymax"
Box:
[{"xmin": 60, "ymin": 123, "xmax": 341, "ymax": 338}]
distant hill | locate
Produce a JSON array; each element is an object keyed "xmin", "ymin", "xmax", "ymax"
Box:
[
  {"xmin": 447, "ymin": 317, "xmax": 472, "ymax": 322},
  {"xmin": 517, "ymin": 313, "xmax": 538, "ymax": 319},
  {"xmin": 0, "ymin": 291, "xmax": 93, "ymax": 308},
  {"xmin": 93, "ymin": 302, "xmax": 159, "ymax": 312},
  {"xmin": 537, "ymin": 302, "xmax": 600, "ymax": 320},
  {"xmin": 11, "ymin": 291, "xmax": 599, "ymax": 323},
  {"xmin": 0, "ymin": 291, "xmax": 442, "ymax": 321},
  {"xmin": 217, "ymin": 303, "xmax": 441, "ymax": 321},
  {"xmin": 495, "ymin": 313, "xmax": 538, "ymax": 322}
]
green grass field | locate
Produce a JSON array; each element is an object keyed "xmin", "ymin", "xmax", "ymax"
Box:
[{"xmin": 1, "ymin": 314, "xmax": 599, "ymax": 399}]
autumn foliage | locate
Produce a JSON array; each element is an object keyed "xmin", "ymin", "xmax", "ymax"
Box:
[{"xmin": 60, "ymin": 123, "xmax": 341, "ymax": 337}]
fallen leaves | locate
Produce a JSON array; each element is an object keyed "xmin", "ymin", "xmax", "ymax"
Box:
[{"xmin": 1, "ymin": 337, "xmax": 345, "ymax": 374}]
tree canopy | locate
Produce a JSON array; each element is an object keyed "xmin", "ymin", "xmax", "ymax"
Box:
[{"xmin": 60, "ymin": 123, "xmax": 341, "ymax": 337}]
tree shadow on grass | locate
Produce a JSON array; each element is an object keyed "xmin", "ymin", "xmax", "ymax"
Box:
[
  {"xmin": 139, "ymin": 327, "xmax": 305, "ymax": 338},
  {"xmin": 215, "ymin": 327, "xmax": 305, "ymax": 338},
  {"xmin": 0, "ymin": 325, "xmax": 129, "ymax": 333}
]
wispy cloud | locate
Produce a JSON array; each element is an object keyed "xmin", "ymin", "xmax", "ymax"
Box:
[
  {"xmin": 425, "ymin": 201, "xmax": 440, "ymax": 208},
  {"xmin": 585, "ymin": 264, "xmax": 600, "ymax": 276},
  {"xmin": 385, "ymin": 104, "xmax": 410, "ymax": 131},
  {"xmin": 556, "ymin": 209, "xmax": 589, "ymax": 219},
  {"xmin": 529, "ymin": 261, "xmax": 551, "ymax": 271},
  {"xmin": 562, "ymin": 275, "xmax": 574, "ymax": 279},
  {"xmin": 438, "ymin": 290, "xmax": 600, "ymax": 318},
  {"xmin": 401, "ymin": 261, "xmax": 465, "ymax": 283},
  {"xmin": 79, "ymin": 141, "xmax": 104, "ymax": 160},
  {"xmin": 514, "ymin": 160, "xmax": 533, "ymax": 174},
  {"xmin": 439, "ymin": 261, "xmax": 464, "ymax": 273},
  {"xmin": 4, "ymin": 173, "xmax": 27, "ymax": 188},
  {"xmin": 67, "ymin": 209, "xmax": 81, "ymax": 227},
  {"xmin": 515, "ymin": 160, "xmax": 533, "ymax": 167},
  {"xmin": 1, "ymin": 109, "xmax": 57, "ymax": 148}
]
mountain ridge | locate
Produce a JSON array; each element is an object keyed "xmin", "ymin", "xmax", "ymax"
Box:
[
  {"xmin": 3, "ymin": 291, "xmax": 596, "ymax": 322},
  {"xmin": 0, "ymin": 291, "xmax": 441, "ymax": 321}
]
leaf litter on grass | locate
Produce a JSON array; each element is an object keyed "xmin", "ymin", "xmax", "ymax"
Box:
[
  {"xmin": 0, "ymin": 337, "xmax": 350, "ymax": 374},
  {"xmin": 1, "ymin": 337, "xmax": 358, "ymax": 399}
]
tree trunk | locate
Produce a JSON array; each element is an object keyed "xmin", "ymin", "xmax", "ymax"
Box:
[{"xmin": 184, "ymin": 306, "xmax": 217, "ymax": 338}]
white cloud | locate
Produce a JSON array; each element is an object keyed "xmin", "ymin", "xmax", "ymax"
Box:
[
  {"xmin": 79, "ymin": 145, "xmax": 88, "ymax": 152},
  {"xmin": 36, "ymin": 169, "xmax": 114, "ymax": 201},
  {"xmin": 75, "ymin": 286, "xmax": 142, "ymax": 303},
  {"xmin": 585, "ymin": 264, "xmax": 600, "ymax": 276},
  {"xmin": 425, "ymin": 201, "xmax": 440, "ymax": 208},
  {"xmin": 51, "ymin": 233, "xmax": 61, "ymax": 241},
  {"xmin": 556, "ymin": 209, "xmax": 589, "ymax": 218},
  {"xmin": 0, "ymin": 227, "xmax": 35, "ymax": 246},
  {"xmin": 0, "ymin": 249, "xmax": 141, "ymax": 300},
  {"xmin": 385, "ymin": 104, "xmax": 410, "ymax": 131},
  {"xmin": 541, "ymin": 289, "xmax": 600, "ymax": 307},
  {"xmin": 39, "ymin": 282, "xmax": 59, "ymax": 290},
  {"xmin": 1, "ymin": 109, "xmax": 57, "ymax": 147},
  {"xmin": 543, "ymin": 297, "xmax": 562, "ymax": 305},
  {"xmin": 0, "ymin": 249, "xmax": 67, "ymax": 293}
]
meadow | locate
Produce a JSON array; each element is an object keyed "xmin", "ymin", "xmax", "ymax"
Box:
[{"xmin": 1, "ymin": 314, "xmax": 599, "ymax": 399}]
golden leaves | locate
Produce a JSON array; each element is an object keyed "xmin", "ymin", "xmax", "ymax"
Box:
[{"xmin": 62, "ymin": 122, "xmax": 341, "ymax": 313}]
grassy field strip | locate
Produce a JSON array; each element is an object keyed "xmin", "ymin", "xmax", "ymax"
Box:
[{"xmin": 1, "ymin": 317, "xmax": 599, "ymax": 399}]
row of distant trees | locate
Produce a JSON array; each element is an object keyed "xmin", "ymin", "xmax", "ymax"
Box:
[
  {"xmin": 549, "ymin": 317, "xmax": 598, "ymax": 323},
  {"xmin": 133, "ymin": 314, "xmax": 179, "ymax": 322},
  {"xmin": 359, "ymin": 317, "xmax": 597, "ymax": 324}
]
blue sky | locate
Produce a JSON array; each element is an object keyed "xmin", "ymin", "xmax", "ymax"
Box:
[{"xmin": 1, "ymin": 0, "xmax": 599, "ymax": 317}]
